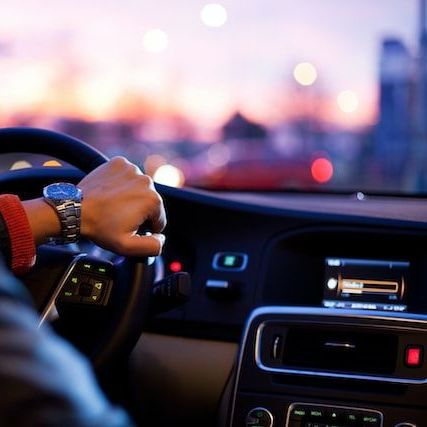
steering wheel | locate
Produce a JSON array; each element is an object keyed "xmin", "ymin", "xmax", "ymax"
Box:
[{"xmin": 0, "ymin": 127, "xmax": 155, "ymax": 375}]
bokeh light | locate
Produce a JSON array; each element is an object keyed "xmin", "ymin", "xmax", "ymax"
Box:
[
  {"xmin": 293, "ymin": 62, "xmax": 318, "ymax": 86},
  {"xmin": 143, "ymin": 29, "xmax": 169, "ymax": 53},
  {"xmin": 43, "ymin": 160, "xmax": 62, "ymax": 167},
  {"xmin": 311, "ymin": 157, "xmax": 334, "ymax": 183},
  {"xmin": 144, "ymin": 154, "xmax": 167, "ymax": 176},
  {"xmin": 153, "ymin": 164, "xmax": 185, "ymax": 187},
  {"xmin": 201, "ymin": 3, "xmax": 228, "ymax": 28},
  {"xmin": 10, "ymin": 160, "xmax": 32, "ymax": 170},
  {"xmin": 337, "ymin": 90, "xmax": 359, "ymax": 113}
]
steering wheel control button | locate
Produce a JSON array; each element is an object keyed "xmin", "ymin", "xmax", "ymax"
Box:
[
  {"xmin": 56, "ymin": 257, "xmax": 113, "ymax": 306},
  {"xmin": 78, "ymin": 281, "xmax": 93, "ymax": 297},
  {"xmin": 212, "ymin": 252, "xmax": 248, "ymax": 271},
  {"xmin": 246, "ymin": 407, "xmax": 273, "ymax": 427},
  {"xmin": 405, "ymin": 345, "xmax": 424, "ymax": 368}
]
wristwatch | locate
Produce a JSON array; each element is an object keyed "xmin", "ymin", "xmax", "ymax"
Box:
[{"xmin": 43, "ymin": 182, "xmax": 83, "ymax": 244}]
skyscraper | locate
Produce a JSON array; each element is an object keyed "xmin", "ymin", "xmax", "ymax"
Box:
[{"xmin": 376, "ymin": 38, "xmax": 415, "ymax": 187}]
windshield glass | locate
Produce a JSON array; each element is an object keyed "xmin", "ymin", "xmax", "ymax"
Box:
[{"xmin": 0, "ymin": 0, "xmax": 424, "ymax": 193}]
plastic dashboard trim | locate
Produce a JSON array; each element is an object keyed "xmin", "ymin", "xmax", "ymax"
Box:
[{"xmin": 228, "ymin": 306, "xmax": 427, "ymax": 427}]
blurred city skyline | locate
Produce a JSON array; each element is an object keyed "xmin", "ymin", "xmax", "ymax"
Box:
[{"xmin": 0, "ymin": 0, "xmax": 419, "ymax": 140}]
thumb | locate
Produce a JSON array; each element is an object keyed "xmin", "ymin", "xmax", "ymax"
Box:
[{"xmin": 116, "ymin": 233, "xmax": 165, "ymax": 257}]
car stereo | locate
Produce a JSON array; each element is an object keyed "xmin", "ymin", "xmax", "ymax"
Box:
[{"xmin": 322, "ymin": 257, "xmax": 408, "ymax": 312}]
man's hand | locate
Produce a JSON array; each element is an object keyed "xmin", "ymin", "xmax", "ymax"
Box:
[
  {"xmin": 24, "ymin": 157, "xmax": 166, "ymax": 257},
  {"xmin": 78, "ymin": 157, "xmax": 166, "ymax": 256}
]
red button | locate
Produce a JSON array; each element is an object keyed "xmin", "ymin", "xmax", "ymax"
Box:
[
  {"xmin": 169, "ymin": 261, "xmax": 183, "ymax": 273},
  {"xmin": 405, "ymin": 346, "xmax": 423, "ymax": 367}
]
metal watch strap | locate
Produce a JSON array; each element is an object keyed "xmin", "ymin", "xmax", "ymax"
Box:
[{"xmin": 55, "ymin": 200, "xmax": 81, "ymax": 244}]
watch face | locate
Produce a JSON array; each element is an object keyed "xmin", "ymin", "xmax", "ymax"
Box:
[{"xmin": 44, "ymin": 183, "xmax": 80, "ymax": 200}]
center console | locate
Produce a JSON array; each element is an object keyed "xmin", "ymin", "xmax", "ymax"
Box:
[{"xmin": 225, "ymin": 307, "xmax": 427, "ymax": 427}]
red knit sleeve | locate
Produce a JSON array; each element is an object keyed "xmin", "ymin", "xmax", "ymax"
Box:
[{"xmin": 0, "ymin": 195, "xmax": 36, "ymax": 275}]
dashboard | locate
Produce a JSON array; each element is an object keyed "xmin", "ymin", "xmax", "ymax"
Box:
[
  {"xmin": 143, "ymin": 185, "xmax": 427, "ymax": 427},
  {"xmin": 6, "ymin": 168, "xmax": 427, "ymax": 427},
  {"xmin": 149, "ymin": 187, "xmax": 427, "ymax": 339}
]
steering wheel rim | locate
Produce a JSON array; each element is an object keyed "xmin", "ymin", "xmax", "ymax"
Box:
[
  {"xmin": 0, "ymin": 127, "xmax": 108, "ymax": 173},
  {"xmin": 0, "ymin": 127, "xmax": 155, "ymax": 373}
]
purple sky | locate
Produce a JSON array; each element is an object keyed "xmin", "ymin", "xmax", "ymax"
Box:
[{"xmin": 0, "ymin": 0, "xmax": 420, "ymax": 134}]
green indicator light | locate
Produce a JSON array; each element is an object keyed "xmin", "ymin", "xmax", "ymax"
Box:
[
  {"xmin": 98, "ymin": 267, "xmax": 106, "ymax": 273},
  {"xmin": 332, "ymin": 412, "xmax": 337, "ymax": 418},
  {"xmin": 83, "ymin": 263, "xmax": 92, "ymax": 269},
  {"xmin": 223, "ymin": 256, "xmax": 236, "ymax": 267},
  {"xmin": 311, "ymin": 410, "xmax": 322, "ymax": 417},
  {"xmin": 348, "ymin": 415, "xmax": 357, "ymax": 421},
  {"xmin": 71, "ymin": 277, "xmax": 78, "ymax": 284},
  {"xmin": 64, "ymin": 292, "xmax": 72, "ymax": 297},
  {"xmin": 293, "ymin": 410, "xmax": 306, "ymax": 416}
]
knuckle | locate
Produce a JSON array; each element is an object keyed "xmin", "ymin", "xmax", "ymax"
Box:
[
  {"xmin": 149, "ymin": 190, "xmax": 163, "ymax": 207},
  {"xmin": 140, "ymin": 174, "xmax": 154, "ymax": 187},
  {"xmin": 110, "ymin": 156, "xmax": 128, "ymax": 166}
]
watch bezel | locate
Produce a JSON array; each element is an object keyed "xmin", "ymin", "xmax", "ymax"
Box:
[{"xmin": 43, "ymin": 182, "xmax": 82, "ymax": 203}]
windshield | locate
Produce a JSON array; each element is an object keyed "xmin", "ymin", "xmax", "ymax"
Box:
[{"xmin": 0, "ymin": 0, "xmax": 424, "ymax": 194}]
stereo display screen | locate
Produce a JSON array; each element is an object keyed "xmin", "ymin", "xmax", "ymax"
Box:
[{"xmin": 322, "ymin": 257, "xmax": 409, "ymax": 312}]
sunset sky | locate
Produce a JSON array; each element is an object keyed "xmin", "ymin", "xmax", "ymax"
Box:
[{"xmin": 0, "ymin": 0, "xmax": 420, "ymax": 139}]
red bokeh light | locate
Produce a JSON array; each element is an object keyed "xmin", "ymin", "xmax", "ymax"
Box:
[
  {"xmin": 169, "ymin": 261, "xmax": 183, "ymax": 273},
  {"xmin": 311, "ymin": 158, "xmax": 333, "ymax": 184}
]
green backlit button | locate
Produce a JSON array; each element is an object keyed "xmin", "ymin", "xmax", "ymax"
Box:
[
  {"xmin": 291, "ymin": 408, "xmax": 306, "ymax": 418},
  {"xmin": 213, "ymin": 252, "xmax": 248, "ymax": 271},
  {"xmin": 94, "ymin": 281, "xmax": 103, "ymax": 290},
  {"xmin": 71, "ymin": 277, "xmax": 78, "ymax": 284},
  {"xmin": 83, "ymin": 263, "xmax": 92, "ymax": 269},
  {"xmin": 98, "ymin": 266, "xmax": 107, "ymax": 273},
  {"xmin": 363, "ymin": 415, "xmax": 381, "ymax": 425},
  {"xmin": 224, "ymin": 255, "xmax": 237, "ymax": 266},
  {"xmin": 64, "ymin": 291, "xmax": 73, "ymax": 297}
]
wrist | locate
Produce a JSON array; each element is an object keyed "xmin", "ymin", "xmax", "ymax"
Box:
[
  {"xmin": 22, "ymin": 198, "xmax": 61, "ymax": 245},
  {"xmin": 79, "ymin": 197, "xmax": 95, "ymax": 239}
]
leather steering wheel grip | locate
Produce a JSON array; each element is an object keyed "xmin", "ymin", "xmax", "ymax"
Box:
[{"xmin": 0, "ymin": 127, "xmax": 108, "ymax": 173}]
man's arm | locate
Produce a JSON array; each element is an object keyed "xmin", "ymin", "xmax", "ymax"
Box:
[
  {"xmin": 23, "ymin": 156, "xmax": 166, "ymax": 254},
  {"xmin": 0, "ymin": 156, "xmax": 167, "ymax": 425}
]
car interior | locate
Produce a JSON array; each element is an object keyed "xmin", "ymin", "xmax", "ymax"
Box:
[{"xmin": 2, "ymin": 1, "xmax": 427, "ymax": 426}]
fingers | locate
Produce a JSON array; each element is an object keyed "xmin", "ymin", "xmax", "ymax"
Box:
[
  {"xmin": 145, "ymin": 192, "xmax": 167, "ymax": 233},
  {"xmin": 116, "ymin": 233, "xmax": 165, "ymax": 257}
]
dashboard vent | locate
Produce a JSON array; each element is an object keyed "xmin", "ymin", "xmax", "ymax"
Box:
[{"xmin": 281, "ymin": 327, "xmax": 398, "ymax": 375}]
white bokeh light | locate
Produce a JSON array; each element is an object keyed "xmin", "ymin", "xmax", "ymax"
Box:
[
  {"xmin": 201, "ymin": 3, "xmax": 228, "ymax": 28},
  {"xmin": 153, "ymin": 164, "xmax": 185, "ymax": 187},
  {"xmin": 143, "ymin": 29, "xmax": 169, "ymax": 53},
  {"xmin": 337, "ymin": 90, "xmax": 359, "ymax": 113},
  {"xmin": 293, "ymin": 62, "xmax": 318, "ymax": 86}
]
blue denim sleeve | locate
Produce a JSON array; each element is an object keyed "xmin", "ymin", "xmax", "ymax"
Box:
[{"xmin": 0, "ymin": 260, "xmax": 135, "ymax": 427}]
